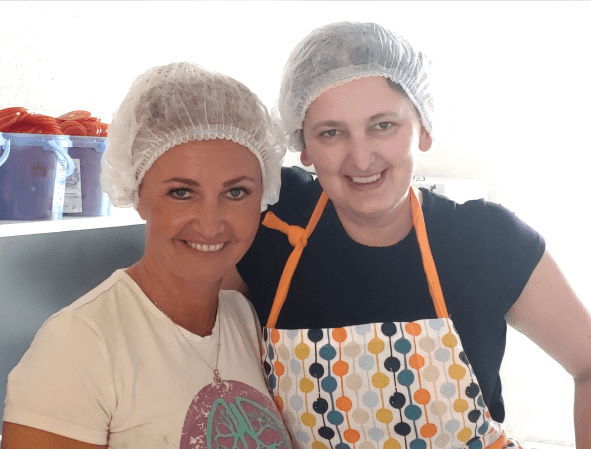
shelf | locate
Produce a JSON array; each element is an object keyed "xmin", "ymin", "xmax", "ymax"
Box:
[
  {"xmin": 0, "ymin": 208, "xmax": 145, "ymax": 238},
  {"xmin": 1, "ymin": 178, "xmax": 488, "ymax": 238}
]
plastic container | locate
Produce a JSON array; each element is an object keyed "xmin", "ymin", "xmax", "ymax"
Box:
[
  {"xmin": 64, "ymin": 136, "xmax": 110, "ymax": 217},
  {"xmin": 0, "ymin": 132, "xmax": 74, "ymax": 221}
]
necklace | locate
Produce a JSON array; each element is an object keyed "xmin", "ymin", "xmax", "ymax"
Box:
[{"xmin": 150, "ymin": 298, "xmax": 223, "ymax": 386}]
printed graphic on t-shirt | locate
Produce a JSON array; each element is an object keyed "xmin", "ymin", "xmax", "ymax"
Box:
[{"xmin": 180, "ymin": 380, "xmax": 292, "ymax": 449}]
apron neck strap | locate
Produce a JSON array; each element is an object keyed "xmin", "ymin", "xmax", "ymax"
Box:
[
  {"xmin": 263, "ymin": 192, "xmax": 329, "ymax": 328},
  {"xmin": 409, "ymin": 187, "xmax": 449, "ymax": 319},
  {"xmin": 262, "ymin": 187, "xmax": 448, "ymax": 328}
]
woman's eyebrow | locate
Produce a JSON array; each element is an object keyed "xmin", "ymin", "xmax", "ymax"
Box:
[
  {"xmin": 163, "ymin": 176, "xmax": 256, "ymax": 187},
  {"xmin": 164, "ymin": 177, "xmax": 199, "ymax": 185},
  {"xmin": 311, "ymin": 120, "xmax": 343, "ymax": 132},
  {"xmin": 311, "ymin": 113, "xmax": 401, "ymax": 131},
  {"xmin": 369, "ymin": 111, "xmax": 400, "ymax": 121},
  {"xmin": 223, "ymin": 176, "xmax": 257, "ymax": 187}
]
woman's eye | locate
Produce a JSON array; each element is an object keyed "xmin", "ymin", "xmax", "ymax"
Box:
[
  {"xmin": 374, "ymin": 121, "xmax": 393, "ymax": 130},
  {"xmin": 320, "ymin": 129, "xmax": 340, "ymax": 138},
  {"xmin": 226, "ymin": 187, "xmax": 249, "ymax": 200},
  {"xmin": 169, "ymin": 188, "xmax": 191, "ymax": 199}
]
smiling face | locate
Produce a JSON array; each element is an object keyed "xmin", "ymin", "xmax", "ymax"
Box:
[
  {"xmin": 301, "ymin": 76, "xmax": 432, "ymax": 229},
  {"xmin": 136, "ymin": 139, "xmax": 262, "ymax": 284}
]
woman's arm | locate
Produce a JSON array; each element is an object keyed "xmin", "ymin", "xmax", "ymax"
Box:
[
  {"xmin": 506, "ymin": 250, "xmax": 591, "ymax": 448},
  {"xmin": 1, "ymin": 422, "xmax": 107, "ymax": 449}
]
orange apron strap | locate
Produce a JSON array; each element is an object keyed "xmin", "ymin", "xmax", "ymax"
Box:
[
  {"xmin": 263, "ymin": 192, "xmax": 329, "ymax": 328},
  {"xmin": 263, "ymin": 187, "xmax": 448, "ymax": 326},
  {"xmin": 409, "ymin": 187, "xmax": 449, "ymax": 319}
]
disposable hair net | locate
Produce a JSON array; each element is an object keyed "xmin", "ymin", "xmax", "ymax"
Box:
[
  {"xmin": 101, "ymin": 62, "xmax": 285, "ymax": 211},
  {"xmin": 278, "ymin": 21, "xmax": 434, "ymax": 151}
]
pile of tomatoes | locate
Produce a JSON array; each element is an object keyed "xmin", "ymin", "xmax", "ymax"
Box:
[{"xmin": 0, "ymin": 107, "xmax": 108, "ymax": 137}]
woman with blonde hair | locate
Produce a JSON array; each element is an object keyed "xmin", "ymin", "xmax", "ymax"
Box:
[{"xmin": 3, "ymin": 62, "xmax": 292, "ymax": 449}]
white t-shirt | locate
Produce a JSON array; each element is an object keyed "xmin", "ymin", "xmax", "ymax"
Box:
[{"xmin": 4, "ymin": 270, "xmax": 292, "ymax": 449}]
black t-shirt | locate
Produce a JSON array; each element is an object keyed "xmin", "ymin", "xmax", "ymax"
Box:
[{"xmin": 238, "ymin": 166, "xmax": 545, "ymax": 423}]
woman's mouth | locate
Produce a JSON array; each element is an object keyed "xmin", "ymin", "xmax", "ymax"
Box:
[
  {"xmin": 346, "ymin": 169, "xmax": 386, "ymax": 189},
  {"xmin": 351, "ymin": 172, "xmax": 382, "ymax": 184},
  {"xmin": 185, "ymin": 241, "xmax": 226, "ymax": 252}
]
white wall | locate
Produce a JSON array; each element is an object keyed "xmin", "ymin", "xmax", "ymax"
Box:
[{"xmin": 1, "ymin": 1, "xmax": 589, "ymax": 445}]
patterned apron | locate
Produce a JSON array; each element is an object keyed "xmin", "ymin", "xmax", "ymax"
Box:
[{"xmin": 260, "ymin": 188, "xmax": 520, "ymax": 449}]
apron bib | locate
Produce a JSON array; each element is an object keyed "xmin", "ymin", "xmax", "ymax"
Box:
[{"xmin": 260, "ymin": 188, "xmax": 519, "ymax": 449}]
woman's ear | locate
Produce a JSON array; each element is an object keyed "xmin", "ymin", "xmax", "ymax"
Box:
[
  {"xmin": 136, "ymin": 204, "xmax": 147, "ymax": 221},
  {"xmin": 300, "ymin": 148, "xmax": 313, "ymax": 167},
  {"xmin": 298, "ymin": 130, "xmax": 313, "ymax": 166},
  {"xmin": 135, "ymin": 189, "xmax": 147, "ymax": 220},
  {"xmin": 419, "ymin": 126, "xmax": 433, "ymax": 152}
]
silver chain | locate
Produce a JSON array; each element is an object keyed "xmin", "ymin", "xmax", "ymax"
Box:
[{"xmin": 151, "ymin": 298, "xmax": 222, "ymax": 386}]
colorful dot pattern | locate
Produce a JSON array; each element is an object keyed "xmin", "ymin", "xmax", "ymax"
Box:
[{"xmin": 262, "ymin": 318, "xmax": 514, "ymax": 449}]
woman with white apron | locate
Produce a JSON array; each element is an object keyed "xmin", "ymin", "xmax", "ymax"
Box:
[{"xmin": 231, "ymin": 22, "xmax": 591, "ymax": 448}]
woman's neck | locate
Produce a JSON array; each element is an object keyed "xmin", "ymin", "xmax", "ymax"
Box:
[
  {"xmin": 334, "ymin": 189, "xmax": 420, "ymax": 247},
  {"xmin": 126, "ymin": 260, "xmax": 220, "ymax": 336}
]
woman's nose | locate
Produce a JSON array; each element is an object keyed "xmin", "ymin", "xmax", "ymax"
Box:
[
  {"xmin": 192, "ymin": 201, "xmax": 226, "ymax": 238},
  {"xmin": 347, "ymin": 135, "xmax": 375, "ymax": 172}
]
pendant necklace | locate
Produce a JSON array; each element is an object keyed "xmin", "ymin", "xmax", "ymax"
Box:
[{"xmin": 151, "ymin": 298, "xmax": 223, "ymax": 386}]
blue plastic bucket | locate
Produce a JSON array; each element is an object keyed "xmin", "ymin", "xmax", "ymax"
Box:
[
  {"xmin": 64, "ymin": 136, "xmax": 110, "ymax": 217},
  {"xmin": 0, "ymin": 132, "xmax": 74, "ymax": 220}
]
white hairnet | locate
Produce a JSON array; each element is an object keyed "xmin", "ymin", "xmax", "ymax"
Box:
[
  {"xmin": 278, "ymin": 21, "xmax": 434, "ymax": 151},
  {"xmin": 101, "ymin": 62, "xmax": 285, "ymax": 211}
]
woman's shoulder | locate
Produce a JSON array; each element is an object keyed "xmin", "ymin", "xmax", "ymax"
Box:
[
  {"xmin": 219, "ymin": 290, "xmax": 258, "ymax": 315},
  {"xmin": 422, "ymin": 187, "xmax": 543, "ymax": 242},
  {"xmin": 218, "ymin": 290, "xmax": 262, "ymax": 334},
  {"xmin": 4, "ymin": 278, "xmax": 122, "ymax": 444},
  {"xmin": 40, "ymin": 270, "xmax": 137, "ymax": 338},
  {"xmin": 8, "ymin": 275, "xmax": 127, "ymax": 382},
  {"xmin": 268, "ymin": 166, "xmax": 322, "ymax": 225},
  {"xmin": 280, "ymin": 165, "xmax": 316, "ymax": 189},
  {"xmin": 218, "ymin": 289, "xmax": 250, "ymax": 306},
  {"xmin": 422, "ymin": 188, "xmax": 545, "ymax": 289}
]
